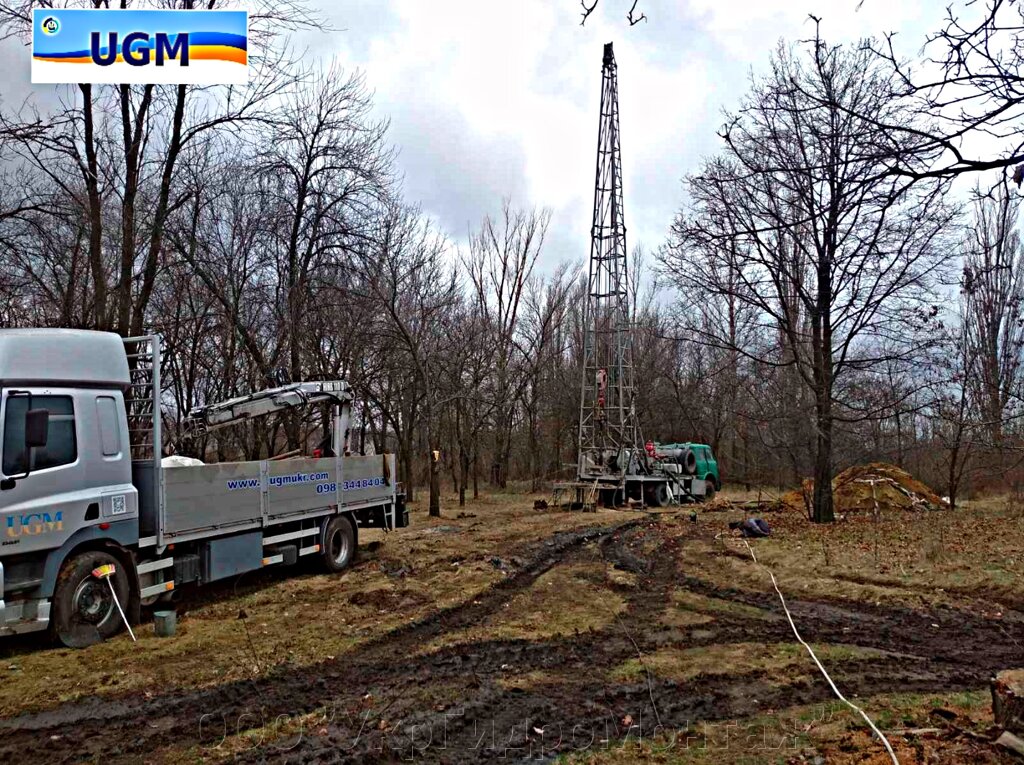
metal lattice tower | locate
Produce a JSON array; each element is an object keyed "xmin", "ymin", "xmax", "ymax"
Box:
[{"xmin": 577, "ymin": 42, "xmax": 640, "ymax": 483}]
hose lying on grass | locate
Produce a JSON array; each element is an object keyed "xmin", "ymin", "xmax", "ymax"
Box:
[{"xmin": 741, "ymin": 538, "xmax": 899, "ymax": 765}]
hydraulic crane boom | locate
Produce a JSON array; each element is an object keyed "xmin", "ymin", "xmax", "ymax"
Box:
[{"xmin": 184, "ymin": 381, "xmax": 352, "ymax": 435}]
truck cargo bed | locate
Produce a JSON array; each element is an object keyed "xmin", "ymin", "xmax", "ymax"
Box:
[{"xmin": 142, "ymin": 454, "xmax": 396, "ymax": 544}]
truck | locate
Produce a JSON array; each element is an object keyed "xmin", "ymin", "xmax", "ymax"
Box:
[
  {"xmin": 654, "ymin": 442, "xmax": 721, "ymax": 501},
  {"xmin": 565, "ymin": 440, "xmax": 717, "ymax": 510},
  {"xmin": 0, "ymin": 329, "xmax": 407, "ymax": 647}
]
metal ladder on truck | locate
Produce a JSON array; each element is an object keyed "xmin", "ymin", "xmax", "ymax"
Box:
[{"xmin": 123, "ymin": 335, "xmax": 163, "ymax": 462}]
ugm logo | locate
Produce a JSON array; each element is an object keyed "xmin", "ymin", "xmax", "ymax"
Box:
[
  {"xmin": 90, "ymin": 32, "xmax": 189, "ymax": 67},
  {"xmin": 5, "ymin": 511, "xmax": 63, "ymax": 538},
  {"xmin": 31, "ymin": 9, "xmax": 249, "ymax": 85}
]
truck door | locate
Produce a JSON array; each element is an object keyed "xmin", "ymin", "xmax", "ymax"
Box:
[
  {"xmin": 0, "ymin": 389, "xmax": 136, "ymax": 557},
  {"xmin": 692, "ymin": 446, "xmax": 707, "ymax": 476}
]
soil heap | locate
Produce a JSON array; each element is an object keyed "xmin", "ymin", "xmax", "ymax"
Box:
[{"xmin": 779, "ymin": 462, "xmax": 945, "ymax": 514}]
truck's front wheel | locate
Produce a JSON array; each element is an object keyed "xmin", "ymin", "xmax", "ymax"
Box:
[
  {"xmin": 321, "ymin": 515, "xmax": 356, "ymax": 573},
  {"xmin": 52, "ymin": 551, "xmax": 130, "ymax": 648}
]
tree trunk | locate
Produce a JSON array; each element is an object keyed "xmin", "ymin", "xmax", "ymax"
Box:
[
  {"xmin": 472, "ymin": 449, "xmax": 480, "ymax": 499},
  {"xmin": 78, "ymin": 84, "xmax": 107, "ymax": 331},
  {"xmin": 947, "ymin": 444, "xmax": 961, "ymax": 513},
  {"xmin": 428, "ymin": 441, "xmax": 440, "ymax": 517},
  {"xmin": 812, "ymin": 390, "xmax": 835, "ymax": 523},
  {"xmin": 458, "ymin": 444, "xmax": 468, "ymax": 507},
  {"xmin": 130, "ymin": 84, "xmax": 181, "ymax": 338},
  {"xmin": 399, "ymin": 436, "xmax": 414, "ymax": 502},
  {"xmin": 993, "ymin": 670, "xmax": 1024, "ymax": 735}
]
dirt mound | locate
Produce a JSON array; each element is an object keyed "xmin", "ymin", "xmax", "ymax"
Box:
[{"xmin": 779, "ymin": 462, "xmax": 944, "ymax": 515}]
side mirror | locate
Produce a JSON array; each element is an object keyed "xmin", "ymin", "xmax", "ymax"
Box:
[{"xmin": 25, "ymin": 408, "xmax": 49, "ymax": 449}]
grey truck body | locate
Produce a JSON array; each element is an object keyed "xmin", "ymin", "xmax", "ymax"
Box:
[{"xmin": 0, "ymin": 329, "xmax": 405, "ymax": 638}]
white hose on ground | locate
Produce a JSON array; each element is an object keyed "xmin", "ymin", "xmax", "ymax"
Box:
[{"xmin": 741, "ymin": 538, "xmax": 899, "ymax": 765}]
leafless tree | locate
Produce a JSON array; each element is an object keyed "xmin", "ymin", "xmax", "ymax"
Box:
[
  {"xmin": 664, "ymin": 37, "xmax": 955, "ymax": 522},
  {"xmin": 962, "ymin": 182, "xmax": 1024, "ymax": 446},
  {"xmin": 0, "ymin": 0, "xmax": 306, "ymax": 333},
  {"xmin": 849, "ymin": 2, "xmax": 1024, "ymax": 181},
  {"xmin": 465, "ymin": 201, "xmax": 550, "ymax": 487},
  {"xmin": 356, "ymin": 204, "xmax": 459, "ymax": 517},
  {"xmin": 579, "ymin": 0, "xmax": 646, "ymax": 26}
]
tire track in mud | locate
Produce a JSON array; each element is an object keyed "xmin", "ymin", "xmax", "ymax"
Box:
[
  {"xmin": 0, "ymin": 519, "xmax": 648, "ymax": 764},
  {"xmin": 237, "ymin": 521, "xmax": 1019, "ymax": 764},
  {"xmin": 673, "ymin": 569, "xmax": 1024, "ymax": 672},
  {"xmin": 2, "ymin": 517, "xmax": 1019, "ymax": 764}
]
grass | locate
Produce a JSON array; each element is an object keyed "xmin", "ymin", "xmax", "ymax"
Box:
[
  {"xmin": 562, "ymin": 690, "xmax": 999, "ymax": 764},
  {"xmin": 609, "ymin": 642, "xmax": 886, "ymax": 685},
  {"xmin": 686, "ymin": 494, "xmax": 1024, "ymax": 614},
  {"xmin": 2, "ymin": 482, "xmax": 1020, "ymax": 765},
  {"xmin": 416, "ymin": 557, "xmax": 628, "ymax": 653},
  {"xmin": 0, "ymin": 491, "xmax": 641, "ymax": 717}
]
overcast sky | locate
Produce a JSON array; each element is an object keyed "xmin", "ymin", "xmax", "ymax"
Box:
[
  {"xmin": 1, "ymin": 1, "xmax": 945, "ymax": 272},
  {"xmin": 299, "ymin": 0, "xmax": 941, "ymax": 271}
]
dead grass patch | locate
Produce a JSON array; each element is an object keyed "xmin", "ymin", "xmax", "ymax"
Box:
[
  {"xmin": 610, "ymin": 641, "xmax": 885, "ymax": 685},
  {"xmin": 564, "ymin": 689, "xmax": 997, "ymax": 764},
  {"xmin": 419, "ymin": 560, "xmax": 626, "ymax": 653}
]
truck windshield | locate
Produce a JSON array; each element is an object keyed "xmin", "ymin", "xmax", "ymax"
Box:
[{"xmin": 2, "ymin": 395, "xmax": 77, "ymax": 475}]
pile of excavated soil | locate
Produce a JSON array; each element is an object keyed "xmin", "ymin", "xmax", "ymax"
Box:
[{"xmin": 778, "ymin": 462, "xmax": 945, "ymax": 514}]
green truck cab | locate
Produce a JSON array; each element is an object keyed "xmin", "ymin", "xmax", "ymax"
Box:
[{"xmin": 654, "ymin": 442, "xmax": 720, "ymax": 500}]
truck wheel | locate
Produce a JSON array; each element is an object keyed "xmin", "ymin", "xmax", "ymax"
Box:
[
  {"xmin": 645, "ymin": 482, "xmax": 669, "ymax": 508},
  {"xmin": 703, "ymin": 480, "xmax": 717, "ymax": 502},
  {"xmin": 52, "ymin": 551, "xmax": 130, "ymax": 648},
  {"xmin": 601, "ymin": 488, "xmax": 624, "ymax": 508},
  {"xmin": 322, "ymin": 515, "xmax": 356, "ymax": 573}
]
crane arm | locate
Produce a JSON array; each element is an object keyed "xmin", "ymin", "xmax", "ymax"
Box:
[{"xmin": 183, "ymin": 381, "xmax": 352, "ymax": 435}]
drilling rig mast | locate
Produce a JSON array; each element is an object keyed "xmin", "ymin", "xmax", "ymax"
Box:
[
  {"xmin": 577, "ymin": 42, "xmax": 640, "ymax": 486},
  {"xmin": 555, "ymin": 42, "xmax": 710, "ymax": 510}
]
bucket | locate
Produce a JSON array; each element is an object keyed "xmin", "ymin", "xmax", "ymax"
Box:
[{"xmin": 153, "ymin": 610, "xmax": 177, "ymax": 638}]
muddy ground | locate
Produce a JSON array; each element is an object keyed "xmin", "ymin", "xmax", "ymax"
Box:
[{"xmin": 0, "ymin": 492, "xmax": 1021, "ymax": 764}]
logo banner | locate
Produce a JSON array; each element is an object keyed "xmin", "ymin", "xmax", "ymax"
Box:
[{"xmin": 32, "ymin": 9, "xmax": 249, "ymax": 85}]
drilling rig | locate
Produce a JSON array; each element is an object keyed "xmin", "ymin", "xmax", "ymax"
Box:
[
  {"xmin": 578, "ymin": 43, "xmax": 639, "ymax": 488},
  {"xmin": 563, "ymin": 43, "xmax": 711, "ymax": 509}
]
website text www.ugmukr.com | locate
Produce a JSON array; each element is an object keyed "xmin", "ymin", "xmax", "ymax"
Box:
[
  {"xmin": 225, "ymin": 471, "xmax": 330, "ymax": 491},
  {"xmin": 225, "ymin": 472, "xmax": 387, "ymax": 493}
]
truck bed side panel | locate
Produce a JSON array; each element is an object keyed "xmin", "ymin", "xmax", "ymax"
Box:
[
  {"xmin": 265, "ymin": 455, "xmax": 393, "ymax": 519},
  {"xmin": 266, "ymin": 457, "xmax": 337, "ymax": 518},
  {"xmin": 333, "ymin": 454, "xmax": 395, "ymax": 510},
  {"xmin": 162, "ymin": 455, "xmax": 396, "ymax": 539},
  {"xmin": 163, "ymin": 462, "xmax": 262, "ymax": 537}
]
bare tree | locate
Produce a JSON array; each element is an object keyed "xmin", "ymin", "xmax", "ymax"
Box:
[
  {"xmin": 962, "ymin": 183, "xmax": 1024, "ymax": 446},
  {"xmin": 579, "ymin": 0, "xmax": 646, "ymax": 26},
  {"xmin": 357, "ymin": 204, "xmax": 459, "ymax": 517},
  {"xmin": 0, "ymin": 0, "xmax": 307, "ymax": 333},
  {"xmin": 664, "ymin": 37, "xmax": 954, "ymax": 522},
  {"xmin": 465, "ymin": 201, "xmax": 550, "ymax": 488},
  {"xmin": 850, "ymin": 2, "xmax": 1024, "ymax": 181}
]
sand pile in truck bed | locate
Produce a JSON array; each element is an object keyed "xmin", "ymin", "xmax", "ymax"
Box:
[{"xmin": 778, "ymin": 462, "xmax": 945, "ymax": 514}]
